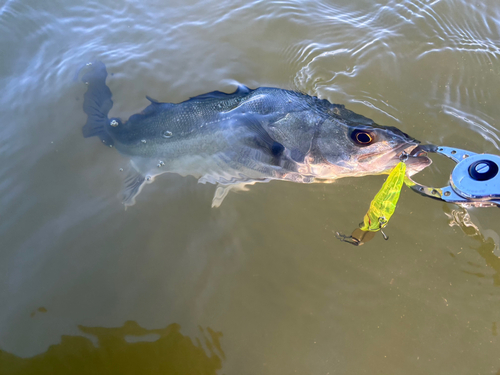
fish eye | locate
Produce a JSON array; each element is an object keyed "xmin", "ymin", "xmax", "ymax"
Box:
[{"xmin": 351, "ymin": 130, "xmax": 374, "ymax": 145}]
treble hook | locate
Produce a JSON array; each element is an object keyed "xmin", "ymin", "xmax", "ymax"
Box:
[
  {"xmin": 378, "ymin": 217, "xmax": 389, "ymax": 240},
  {"xmin": 335, "ymin": 232, "xmax": 361, "ymax": 246}
]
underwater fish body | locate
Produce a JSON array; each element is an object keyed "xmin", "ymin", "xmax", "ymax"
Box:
[{"xmin": 82, "ymin": 62, "xmax": 431, "ymax": 207}]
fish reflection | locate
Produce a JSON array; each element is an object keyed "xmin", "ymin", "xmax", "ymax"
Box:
[
  {"xmin": 444, "ymin": 205, "xmax": 500, "ymax": 285},
  {"xmin": 0, "ymin": 321, "xmax": 224, "ymax": 375}
]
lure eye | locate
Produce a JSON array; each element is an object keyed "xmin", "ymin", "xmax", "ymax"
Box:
[{"xmin": 351, "ymin": 130, "xmax": 374, "ymax": 145}]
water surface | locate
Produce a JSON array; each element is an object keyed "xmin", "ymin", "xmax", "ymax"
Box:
[{"xmin": 1, "ymin": 0, "xmax": 500, "ymax": 373}]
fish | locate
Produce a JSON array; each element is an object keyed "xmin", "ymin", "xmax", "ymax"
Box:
[{"xmin": 81, "ymin": 61, "xmax": 431, "ymax": 207}]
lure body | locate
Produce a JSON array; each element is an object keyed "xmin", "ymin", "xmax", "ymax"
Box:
[{"xmin": 360, "ymin": 161, "xmax": 407, "ymax": 232}]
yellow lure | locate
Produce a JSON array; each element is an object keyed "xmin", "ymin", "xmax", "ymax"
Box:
[{"xmin": 360, "ymin": 161, "xmax": 406, "ymax": 232}]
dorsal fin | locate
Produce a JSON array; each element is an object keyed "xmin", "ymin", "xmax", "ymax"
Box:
[
  {"xmin": 146, "ymin": 95, "xmax": 161, "ymax": 104},
  {"xmin": 141, "ymin": 96, "xmax": 173, "ymax": 116},
  {"xmin": 188, "ymin": 91, "xmax": 230, "ymax": 101},
  {"xmin": 234, "ymin": 84, "xmax": 251, "ymax": 95},
  {"xmin": 185, "ymin": 85, "xmax": 253, "ymax": 103}
]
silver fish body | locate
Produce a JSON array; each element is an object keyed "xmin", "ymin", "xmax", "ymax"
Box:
[{"xmin": 82, "ymin": 62, "xmax": 431, "ymax": 206}]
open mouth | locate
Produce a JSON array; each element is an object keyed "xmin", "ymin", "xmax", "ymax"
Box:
[
  {"xmin": 400, "ymin": 144, "xmax": 433, "ymax": 173},
  {"xmin": 408, "ymin": 144, "xmax": 438, "ymax": 157},
  {"xmin": 408, "ymin": 144, "xmax": 428, "ymax": 157},
  {"xmin": 397, "ymin": 143, "xmax": 431, "ymax": 159}
]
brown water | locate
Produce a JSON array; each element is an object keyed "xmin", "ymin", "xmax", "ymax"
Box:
[{"xmin": 1, "ymin": 0, "xmax": 500, "ymax": 374}]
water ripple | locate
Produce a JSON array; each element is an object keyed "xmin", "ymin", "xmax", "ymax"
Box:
[
  {"xmin": 1, "ymin": 0, "xmax": 500, "ymax": 366},
  {"xmin": 442, "ymin": 105, "xmax": 500, "ymax": 151}
]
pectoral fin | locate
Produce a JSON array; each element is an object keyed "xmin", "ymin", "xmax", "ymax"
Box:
[
  {"xmin": 225, "ymin": 115, "xmax": 285, "ymax": 167},
  {"xmin": 240, "ymin": 116, "xmax": 285, "ymax": 159},
  {"xmin": 121, "ymin": 167, "xmax": 154, "ymax": 207},
  {"xmin": 211, "ymin": 183, "xmax": 251, "ymax": 208}
]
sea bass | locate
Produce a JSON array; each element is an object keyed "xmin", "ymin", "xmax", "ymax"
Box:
[{"xmin": 81, "ymin": 62, "xmax": 431, "ymax": 207}]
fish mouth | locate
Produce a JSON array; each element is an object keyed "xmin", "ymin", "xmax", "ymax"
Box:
[
  {"xmin": 408, "ymin": 144, "xmax": 436, "ymax": 157},
  {"xmin": 399, "ymin": 143, "xmax": 433, "ymax": 175},
  {"xmin": 355, "ymin": 143, "xmax": 432, "ymax": 176}
]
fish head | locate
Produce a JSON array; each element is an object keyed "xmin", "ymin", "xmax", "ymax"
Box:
[{"xmin": 311, "ymin": 121, "xmax": 432, "ymax": 178}]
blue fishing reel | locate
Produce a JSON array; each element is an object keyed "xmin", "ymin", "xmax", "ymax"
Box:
[{"xmin": 407, "ymin": 146, "xmax": 500, "ymax": 207}]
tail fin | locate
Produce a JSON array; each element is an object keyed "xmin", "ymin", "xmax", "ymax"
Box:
[{"xmin": 81, "ymin": 61, "xmax": 114, "ymax": 145}]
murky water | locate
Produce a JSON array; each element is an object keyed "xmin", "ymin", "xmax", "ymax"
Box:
[{"xmin": 1, "ymin": 0, "xmax": 500, "ymax": 373}]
